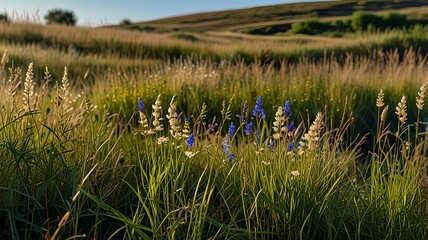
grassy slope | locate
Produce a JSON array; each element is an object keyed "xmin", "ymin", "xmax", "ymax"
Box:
[{"xmin": 134, "ymin": 0, "xmax": 428, "ymax": 32}]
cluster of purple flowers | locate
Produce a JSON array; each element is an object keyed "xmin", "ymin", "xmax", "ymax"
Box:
[
  {"xmin": 137, "ymin": 99, "xmax": 145, "ymax": 111},
  {"xmin": 252, "ymin": 96, "xmax": 265, "ymax": 119}
]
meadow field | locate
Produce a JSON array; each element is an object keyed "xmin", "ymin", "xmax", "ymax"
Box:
[{"xmin": 2, "ymin": 2, "xmax": 428, "ymax": 239}]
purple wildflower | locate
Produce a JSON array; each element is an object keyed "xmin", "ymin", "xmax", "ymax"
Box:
[
  {"xmin": 252, "ymin": 96, "xmax": 265, "ymax": 119},
  {"xmin": 268, "ymin": 139, "xmax": 274, "ymax": 149},
  {"xmin": 186, "ymin": 134, "xmax": 194, "ymax": 148},
  {"xmin": 244, "ymin": 122, "xmax": 253, "ymax": 135},
  {"xmin": 208, "ymin": 122, "xmax": 218, "ymax": 133},
  {"xmin": 222, "ymin": 138, "xmax": 230, "ymax": 154},
  {"xmin": 288, "ymin": 142, "xmax": 295, "ymax": 151},
  {"xmin": 283, "ymin": 100, "xmax": 292, "ymax": 118},
  {"xmin": 137, "ymin": 99, "xmax": 145, "ymax": 111},
  {"xmin": 228, "ymin": 122, "xmax": 236, "ymax": 138},
  {"xmin": 236, "ymin": 101, "xmax": 249, "ymax": 122},
  {"xmin": 288, "ymin": 121, "xmax": 295, "ymax": 133}
]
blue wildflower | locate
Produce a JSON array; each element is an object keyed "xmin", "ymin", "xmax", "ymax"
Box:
[
  {"xmin": 268, "ymin": 139, "xmax": 274, "ymax": 149},
  {"xmin": 222, "ymin": 138, "xmax": 230, "ymax": 154},
  {"xmin": 185, "ymin": 115, "xmax": 192, "ymax": 123},
  {"xmin": 244, "ymin": 122, "xmax": 253, "ymax": 135},
  {"xmin": 236, "ymin": 101, "xmax": 249, "ymax": 122},
  {"xmin": 283, "ymin": 100, "xmax": 292, "ymax": 118},
  {"xmin": 260, "ymin": 108, "xmax": 266, "ymax": 119},
  {"xmin": 288, "ymin": 121, "xmax": 295, "ymax": 133},
  {"xmin": 228, "ymin": 122, "xmax": 236, "ymax": 137},
  {"xmin": 252, "ymin": 96, "xmax": 265, "ymax": 119},
  {"xmin": 228, "ymin": 154, "xmax": 235, "ymax": 160},
  {"xmin": 137, "ymin": 99, "xmax": 145, "ymax": 111},
  {"xmin": 288, "ymin": 142, "xmax": 295, "ymax": 151},
  {"xmin": 186, "ymin": 134, "xmax": 194, "ymax": 148}
]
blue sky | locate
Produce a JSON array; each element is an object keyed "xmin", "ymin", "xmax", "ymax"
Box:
[{"xmin": 2, "ymin": 0, "xmax": 325, "ymax": 26}]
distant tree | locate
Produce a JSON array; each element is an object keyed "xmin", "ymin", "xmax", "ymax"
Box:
[
  {"xmin": 44, "ymin": 9, "xmax": 76, "ymax": 25},
  {"xmin": 0, "ymin": 12, "xmax": 9, "ymax": 22},
  {"xmin": 120, "ymin": 18, "xmax": 132, "ymax": 25}
]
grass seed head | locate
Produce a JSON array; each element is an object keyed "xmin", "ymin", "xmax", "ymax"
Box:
[
  {"xmin": 376, "ymin": 89, "xmax": 385, "ymax": 108},
  {"xmin": 416, "ymin": 83, "xmax": 428, "ymax": 110}
]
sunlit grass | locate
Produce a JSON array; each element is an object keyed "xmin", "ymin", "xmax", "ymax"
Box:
[{"xmin": 1, "ymin": 52, "xmax": 428, "ymax": 239}]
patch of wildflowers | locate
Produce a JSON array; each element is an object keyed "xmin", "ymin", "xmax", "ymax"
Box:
[{"xmin": 244, "ymin": 122, "xmax": 253, "ymax": 135}]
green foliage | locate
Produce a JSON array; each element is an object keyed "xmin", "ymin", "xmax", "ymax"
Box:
[
  {"xmin": 351, "ymin": 10, "xmax": 383, "ymax": 31},
  {"xmin": 171, "ymin": 33, "xmax": 198, "ymax": 42},
  {"xmin": 0, "ymin": 12, "xmax": 8, "ymax": 22},
  {"xmin": 290, "ymin": 20, "xmax": 333, "ymax": 35},
  {"xmin": 383, "ymin": 11, "xmax": 407, "ymax": 29},
  {"xmin": 44, "ymin": 9, "xmax": 77, "ymax": 25},
  {"xmin": 120, "ymin": 18, "xmax": 132, "ymax": 25}
]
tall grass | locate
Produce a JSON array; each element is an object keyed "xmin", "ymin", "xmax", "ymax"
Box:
[
  {"xmin": 1, "ymin": 51, "xmax": 428, "ymax": 239},
  {"xmin": 3, "ymin": 22, "xmax": 428, "ymax": 76}
]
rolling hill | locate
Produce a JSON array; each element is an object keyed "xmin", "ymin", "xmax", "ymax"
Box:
[{"xmin": 126, "ymin": 0, "xmax": 428, "ymax": 33}]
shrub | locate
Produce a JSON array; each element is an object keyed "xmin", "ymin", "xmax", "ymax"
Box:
[
  {"xmin": 171, "ymin": 33, "xmax": 198, "ymax": 42},
  {"xmin": 0, "ymin": 12, "xmax": 9, "ymax": 22},
  {"xmin": 290, "ymin": 20, "xmax": 333, "ymax": 35},
  {"xmin": 120, "ymin": 18, "xmax": 132, "ymax": 25},
  {"xmin": 382, "ymin": 11, "xmax": 407, "ymax": 29},
  {"xmin": 351, "ymin": 11, "xmax": 382, "ymax": 31},
  {"xmin": 44, "ymin": 9, "xmax": 77, "ymax": 25}
]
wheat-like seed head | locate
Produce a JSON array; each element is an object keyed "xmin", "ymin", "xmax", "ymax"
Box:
[
  {"xmin": 395, "ymin": 95, "xmax": 407, "ymax": 124},
  {"xmin": 381, "ymin": 105, "xmax": 389, "ymax": 123},
  {"xmin": 304, "ymin": 112, "xmax": 323, "ymax": 151},
  {"xmin": 152, "ymin": 94, "xmax": 164, "ymax": 132},
  {"xmin": 376, "ymin": 89, "xmax": 385, "ymax": 108},
  {"xmin": 22, "ymin": 62, "xmax": 35, "ymax": 112},
  {"xmin": 416, "ymin": 83, "xmax": 428, "ymax": 110},
  {"xmin": 166, "ymin": 95, "xmax": 182, "ymax": 139},
  {"xmin": 272, "ymin": 106, "xmax": 285, "ymax": 139}
]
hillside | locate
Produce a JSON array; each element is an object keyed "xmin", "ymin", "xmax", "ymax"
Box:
[{"xmin": 129, "ymin": 0, "xmax": 428, "ymax": 32}]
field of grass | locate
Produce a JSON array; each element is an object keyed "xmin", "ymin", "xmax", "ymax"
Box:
[{"xmin": 2, "ymin": 2, "xmax": 428, "ymax": 239}]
